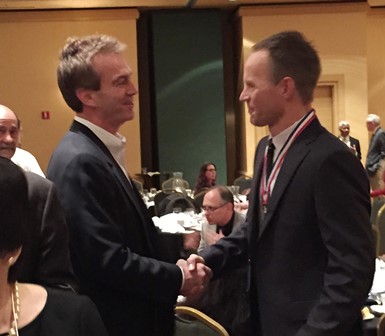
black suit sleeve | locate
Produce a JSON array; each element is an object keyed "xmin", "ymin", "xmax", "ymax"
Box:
[
  {"xmin": 296, "ymin": 149, "xmax": 374, "ymax": 335},
  {"xmin": 25, "ymin": 173, "xmax": 78, "ymax": 290},
  {"xmin": 37, "ymin": 177, "xmax": 78, "ymax": 290},
  {"xmin": 14, "ymin": 173, "xmax": 78, "ymax": 290}
]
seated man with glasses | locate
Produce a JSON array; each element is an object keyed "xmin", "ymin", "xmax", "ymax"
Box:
[
  {"xmin": 190, "ymin": 185, "xmax": 251, "ymax": 335},
  {"xmin": 199, "ymin": 185, "xmax": 244, "ymax": 251}
]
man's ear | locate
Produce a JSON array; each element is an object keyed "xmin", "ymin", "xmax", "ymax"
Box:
[
  {"xmin": 279, "ymin": 76, "xmax": 296, "ymax": 99},
  {"xmin": 76, "ymin": 88, "xmax": 97, "ymax": 107}
]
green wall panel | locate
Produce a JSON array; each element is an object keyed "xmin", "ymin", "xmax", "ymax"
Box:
[{"xmin": 152, "ymin": 11, "xmax": 227, "ymax": 188}]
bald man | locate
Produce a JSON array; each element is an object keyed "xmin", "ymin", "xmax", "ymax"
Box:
[{"xmin": 0, "ymin": 104, "xmax": 77, "ymax": 289}]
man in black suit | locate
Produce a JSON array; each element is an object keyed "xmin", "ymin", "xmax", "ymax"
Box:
[
  {"xmin": 188, "ymin": 31, "xmax": 374, "ymax": 336},
  {"xmin": 366, "ymin": 114, "xmax": 385, "ymax": 190},
  {"xmin": 47, "ymin": 34, "xmax": 211, "ymax": 336},
  {"xmin": 0, "ymin": 104, "xmax": 77, "ymax": 289},
  {"xmin": 338, "ymin": 120, "xmax": 361, "ymax": 160}
]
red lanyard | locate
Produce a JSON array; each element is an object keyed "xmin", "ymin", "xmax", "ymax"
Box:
[{"xmin": 261, "ymin": 110, "xmax": 316, "ymax": 211}]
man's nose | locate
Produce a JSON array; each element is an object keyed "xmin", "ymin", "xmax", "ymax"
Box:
[
  {"xmin": 239, "ymin": 89, "xmax": 247, "ymax": 102},
  {"xmin": 127, "ymin": 82, "xmax": 138, "ymax": 96},
  {"xmin": 3, "ymin": 131, "xmax": 15, "ymax": 143}
]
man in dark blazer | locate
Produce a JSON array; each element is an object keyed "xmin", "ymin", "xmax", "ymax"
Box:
[
  {"xmin": 0, "ymin": 104, "xmax": 77, "ymax": 289},
  {"xmin": 47, "ymin": 34, "xmax": 211, "ymax": 336},
  {"xmin": 338, "ymin": 120, "xmax": 361, "ymax": 160},
  {"xmin": 189, "ymin": 31, "xmax": 375, "ymax": 336},
  {"xmin": 365, "ymin": 114, "xmax": 385, "ymax": 190}
]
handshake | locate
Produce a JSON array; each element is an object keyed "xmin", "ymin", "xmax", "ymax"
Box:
[{"xmin": 177, "ymin": 254, "xmax": 212, "ymax": 298}]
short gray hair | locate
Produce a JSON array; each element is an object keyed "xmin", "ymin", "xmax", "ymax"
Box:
[
  {"xmin": 57, "ymin": 34, "xmax": 126, "ymax": 113},
  {"xmin": 338, "ymin": 120, "xmax": 349, "ymax": 128},
  {"xmin": 367, "ymin": 114, "xmax": 381, "ymax": 125}
]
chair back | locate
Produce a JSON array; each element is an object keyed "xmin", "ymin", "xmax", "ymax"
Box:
[
  {"xmin": 371, "ymin": 198, "xmax": 385, "ymax": 225},
  {"xmin": 154, "ymin": 190, "xmax": 175, "ymax": 216},
  {"xmin": 233, "ymin": 175, "xmax": 252, "ymax": 195},
  {"xmin": 375, "ymin": 203, "xmax": 385, "ymax": 255},
  {"xmin": 162, "ymin": 172, "xmax": 190, "ymax": 192},
  {"xmin": 175, "ymin": 306, "xmax": 229, "ymax": 336},
  {"xmin": 157, "ymin": 193, "xmax": 195, "ymax": 216},
  {"xmin": 378, "ymin": 313, "xmax": 385, "ymax": 336},
  {"xmin": 372, "ymin": 224, "xmax": 381, "ymax": 257},
  {"xmin": 192, "ymin": 189, "xmax": 208, "ymax": 212}
]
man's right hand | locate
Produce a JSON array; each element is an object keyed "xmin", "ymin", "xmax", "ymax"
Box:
[
  {"xmin": 186, "ymin": 254, "xmax": 206, "ymax": 271},
  {"xmin": 177, "ymin": 257, "xmax": 211, "ymax": 298}
]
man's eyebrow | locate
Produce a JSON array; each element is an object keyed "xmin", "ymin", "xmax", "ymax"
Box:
[{"xmin": 112, "ymin": 73, "xmax": 131, "ymax": 83}]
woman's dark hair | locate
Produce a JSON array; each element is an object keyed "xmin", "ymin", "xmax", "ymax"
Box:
[
  {"xmin": 194, "ymin": 162, "xmax": 216, "ymax": 194},
  {"xmin": 0, "ymin": 158, "xmax": 28, "ymax": 258}
]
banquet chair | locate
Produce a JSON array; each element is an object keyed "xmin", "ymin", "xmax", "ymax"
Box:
[
  {"xmin": 372, "ymin": 224, "xmax": 380, "ymax": 257},
  {"xmin": 371, "ymin": 198, "xmax": 385, "ymax": 225},
  {"xmin": 233, "ymin": 175, "xmax": 252, "ymax": 195},
  {"xmin": 157, "ymin": 192, "xmax": 195, "ymax": 216},
  {"xmin": 193, "ymin": 189, "xmax": 208, "ymax": 212},
  {"xmin": 378, "ymin": 313, "xmax": 385, "ymax": 336},
  {"xmin": 154, "ymin": 190, "xmax": 175, "ymax": 216},
  {"xmin": 175, "ymin": 306, "xmax": 229, "ymax": 336},
  {"xmin": 162, "ymin": 172, "xmax": 189, "ymax": 192},
  {"xmin": 374, "ymin": 203, "xmax": 385, "ymax": 255}
]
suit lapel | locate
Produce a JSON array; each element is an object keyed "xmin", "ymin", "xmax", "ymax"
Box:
[
  {"xmin": 258, "ymin": 118, "xmax": 321, "ymax": 239},
  {"xmin": 246, "ymin": 139, "xmax": 266, "ymax": 241},
  {"xmin": 70, "ymin": 121, "xmax": 155, "ymax": 231}
]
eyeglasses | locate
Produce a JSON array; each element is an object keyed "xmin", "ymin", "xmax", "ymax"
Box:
[{"xmin": 201, "ymin": 202, "xmax": 228, "ymax": 213}]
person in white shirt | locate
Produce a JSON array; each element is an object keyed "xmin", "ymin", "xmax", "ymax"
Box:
[
  {"xmin": 0, "ymin": 106, "xmax": 45, "ymax": 177},
  {"xmin": 12, "ymin": 147, "xmax": 45, "ymax": 177}
]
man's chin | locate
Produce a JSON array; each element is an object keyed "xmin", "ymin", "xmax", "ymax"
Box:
[
  {"xmin": 0, "ymin": 148, "xmax": 15, "ymax": 160},
  {"xmin": 124, "ymin": 109, "xmax": 135, "ymax": 121}
]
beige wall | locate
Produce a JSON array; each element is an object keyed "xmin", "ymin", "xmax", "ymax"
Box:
[
  {"xmin": 2, "ymin": 5, "xmax": 385, "ymax": 177},
  {"xmin": 368, "ymin": 8, "xmax": 385, "ymax": 121},
  {"xmin": 239, "ymin": 3, "xmax": 377, "ymax": 175},
  {"xmin": 0, "ymin": 9, "xmax": 141, "ymax": 174}
]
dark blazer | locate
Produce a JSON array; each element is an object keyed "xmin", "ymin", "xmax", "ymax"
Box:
[
  {"xmin": 350, "ymin": 136, "xmax": 361, "ymax": 160},
  {"xmin": 47, "ymin": 121, "xmax": 182, "ymax": 336},
  {"xmin": 201, "ymin": 117, "xmax": 375, "ymax": 336},
  {"xmin": 11, "ymin": 171, "xmax": 77, "ymax": 289},
  {"xmin": 337, "ymin": 135, "xmax": 361, "ymax": 160},
  {"xmin": 366, "ymin": 127, "xmax": 385, "ymax": 176}
]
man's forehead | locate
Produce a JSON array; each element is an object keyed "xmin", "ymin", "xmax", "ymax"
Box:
[
  {"xmin": 0, "ymin": 118, "xmax": 18, "ymax": 125},
  {"xmin": 203, "ymin": 190, "xmax": 221, "ymax": 203},
  {"xmin": 0, "ymin": 106, "xmax": 17, "ymax": 121}
]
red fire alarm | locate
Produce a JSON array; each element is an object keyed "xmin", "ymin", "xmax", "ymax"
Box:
[{"xmin": 41, "ymin": 111, "xmax": 50, "ymax": 120}]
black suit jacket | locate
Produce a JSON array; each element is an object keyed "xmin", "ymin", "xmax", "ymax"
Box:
[
  {"xmin": 11, "ymin": 172, "xmax": 77, "ymax": 290},
  {"xmin": 47, "ymin": 121, "xmax": 182, "ymax": 336},
  {"xmin": 366, "ymin": 127, "xmax": 385, "ymax": 176},
  {"xmin": 337, "ymin": 135, "xmax": 361, "ymax": 160},
  {"xmin": 201, "ymin": 117, "xmax": 375, "ymax": 336},
  {"xmin": 350, "ymin": 136, "xmax": 361, "ymax": 160}
]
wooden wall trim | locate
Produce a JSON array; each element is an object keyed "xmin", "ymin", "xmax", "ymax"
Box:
[
  {"xmin": 238, "ymin": 2, "xmax": 368, "ymax": 16},
  {"xmin": 0, "ymin": 8, "xmax": 139, "ymax": 22}
]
